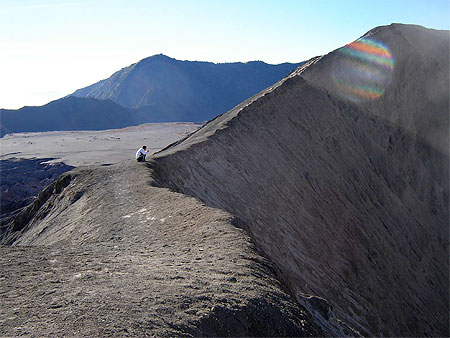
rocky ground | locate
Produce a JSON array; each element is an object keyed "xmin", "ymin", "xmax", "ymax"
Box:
[{"xmin": 0, "ymin": 162, "xmax": 324, "ymax": 337}]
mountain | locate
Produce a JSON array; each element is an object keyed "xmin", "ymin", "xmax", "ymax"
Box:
[
  {"xmin": 1, "ymin": 56, "xmax": 301, "ymax": 137},
  {"xmin": 72, "ymin": 54, "xmax": 302, "ymax": 122},
  {"xmin": 151, "ymin": 24, "xmax": 449, "ymax": 336},
  {"xmin": 1, "ymin": 24, "xmax": 448, "ymax": 336},
  {"xmin": 0, "ymin": 96, "xmax": 142, "ymax": 137}
]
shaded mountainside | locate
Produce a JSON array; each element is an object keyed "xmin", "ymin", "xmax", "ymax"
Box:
[
  {"xmin": 0, "ymin": 96, "xmax": 143, "ymax": 137},
  {"xmin": 152, "ymin": 24, "xmax": 449, "ymax": 336},
  {"xmin": 72, "ymin": 54, "xmax": 302, "ymax": 122},
  {"xmin": 1, "ymin": 56, "xmax": 300, "ymax": 137},
  {"xmin": 0, "ymin": 162, "xmax": 326, "ymax": 337}
]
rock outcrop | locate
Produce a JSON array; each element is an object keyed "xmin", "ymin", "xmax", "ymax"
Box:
[{"xmin": 152, "ymin": 24, "xmax": 449, "ymax": 336}]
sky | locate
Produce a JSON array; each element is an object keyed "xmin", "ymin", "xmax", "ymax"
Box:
[{"xmin": 1, "ymin": 0, "xmax": 449, "ymax": 109}]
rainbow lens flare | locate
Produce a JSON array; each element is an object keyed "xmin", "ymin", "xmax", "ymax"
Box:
[{"xmin": 332, "ymin": 37, "xmax": 394, "ymax": 102}]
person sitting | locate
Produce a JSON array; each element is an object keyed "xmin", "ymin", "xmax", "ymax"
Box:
[{"xmin": 136, "ymin": 145, "xmax": 149, "ymax": 162}]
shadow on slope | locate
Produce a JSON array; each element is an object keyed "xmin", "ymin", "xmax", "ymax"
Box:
[{"xmin": 151, "ymin": 24, "xmax": 449, "ymax": 337}]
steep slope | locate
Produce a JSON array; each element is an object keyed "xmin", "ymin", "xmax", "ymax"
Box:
[
  {"xmin": 0, "ymin": 158, "xmax": 74, "ymax": 221},
  {"xmin": 72, "ymin": 54, "xmax": 302, "ymax": 122},
  {"xmin": 0, "ymin": 162, "xmax": 324, "ymax": 337},
  {"xmin": 152, "ymin": 24, "xmax": 449, "ymax": 336},
  {"xmin": 0, "ymin": 96, "xmax": 143, "ymax": 137}
]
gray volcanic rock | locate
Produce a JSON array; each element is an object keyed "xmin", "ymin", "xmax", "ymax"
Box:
[
  {"xmin": 72, "ymin": 54, "xmax": 302, "ymax": 122},
  {"xmin": 152, "ymin": 24, "xmax": 449, "ymax": 336},
  {"xmin": 0, "ymin": 162, "xmax": 323, "ymax": 337}
]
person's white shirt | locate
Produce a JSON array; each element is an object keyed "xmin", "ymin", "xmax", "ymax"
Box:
[{"xmin": 136, "ymin": 147, "xmax": 149, "ymax": 159}]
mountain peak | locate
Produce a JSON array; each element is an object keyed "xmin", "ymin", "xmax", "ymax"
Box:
[
  {"xmin": 71, "ymin": 56, "xmax": 302, "ymax": 119},
  {"xmin": 141, "ymin": 53, "xmax": 175, "ymax": 62},
  {"xmin": 361, "ymin": 22, "xmax": 448, "ymax": 40}
]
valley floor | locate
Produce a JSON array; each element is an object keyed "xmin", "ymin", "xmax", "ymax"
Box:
[{"xmin": 0, "ymin": 122, "xmax": 200, "ymax": 166}]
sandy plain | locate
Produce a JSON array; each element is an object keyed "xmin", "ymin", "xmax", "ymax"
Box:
[{"xmin": 0, "ymin": 123, "xmax": 201, "ymax": 166}]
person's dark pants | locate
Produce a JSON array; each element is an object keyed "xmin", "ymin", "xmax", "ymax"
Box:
[{"xmin": 137, "ymin": 155, "xmax": 145, "ymax": 162}]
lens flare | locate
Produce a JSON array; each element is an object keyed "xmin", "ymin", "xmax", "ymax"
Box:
[{"xmin": 332, "ymin": 37, "xmax": 394, "ymax": 102}]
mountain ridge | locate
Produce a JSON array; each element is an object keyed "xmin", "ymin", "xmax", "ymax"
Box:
[
  {"xmin": 151, "ymin": 23, "xmax": 449, "ymax": 336},
  {"xmin": 1, "ymin": 56, "xmax": 302, "ymax": 137},
  {"xmin": 73, "ymin": 53, "xmax": 301, "ymax": 104},
  {"xmin": 71, "ymin": 54, "xmax": 302, "ymax": 120},
  {"xmin": 0, "ymin": 161, "xmax": 329, "ymax": 337},
  {"xmin": 0, "ymin": 96, "xmax": 141, "ymax": 137},
  {"xmin": 1, "ymin": 23, "xmax": 448, "ymax": 336}
]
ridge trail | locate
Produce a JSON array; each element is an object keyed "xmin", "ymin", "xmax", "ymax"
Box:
[{"xmin": 0, "ymin": 162, "xmax": 324, "ymax": 337}]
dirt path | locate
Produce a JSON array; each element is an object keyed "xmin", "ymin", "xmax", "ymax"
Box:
[{"xmin": 0, "ymin": 162, "xmax": 322, "ymax": 337}]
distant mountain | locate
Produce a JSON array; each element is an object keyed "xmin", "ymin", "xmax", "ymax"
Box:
[
  {"xmin": 0, "ymin": 96, "xmax": 141, "ymax": 136},
  {"xmin": 1, "ymin": 56, "xmax": 301, "ymax": 137},
  {"xmin": 72, "ymin": 54, "xmax": 302, "ymax": 122}
]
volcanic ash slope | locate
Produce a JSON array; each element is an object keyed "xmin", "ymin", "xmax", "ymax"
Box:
[
  {"xmin": 152, "ymin": 24, "xmax": 449, "ymax": 336},
  {"xmin": 0, "ymin": 162, "xmax": 323, "ymax": 337}
]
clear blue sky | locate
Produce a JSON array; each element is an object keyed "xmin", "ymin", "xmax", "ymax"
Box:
[{"xmin": 1, "ymin": 0, "xmax": 449, "ymax": 109}]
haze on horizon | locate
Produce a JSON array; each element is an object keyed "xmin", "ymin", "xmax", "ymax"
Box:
[{"xmin": 1, "ymin": 0, "xmax": 449, "ymax": 110}]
